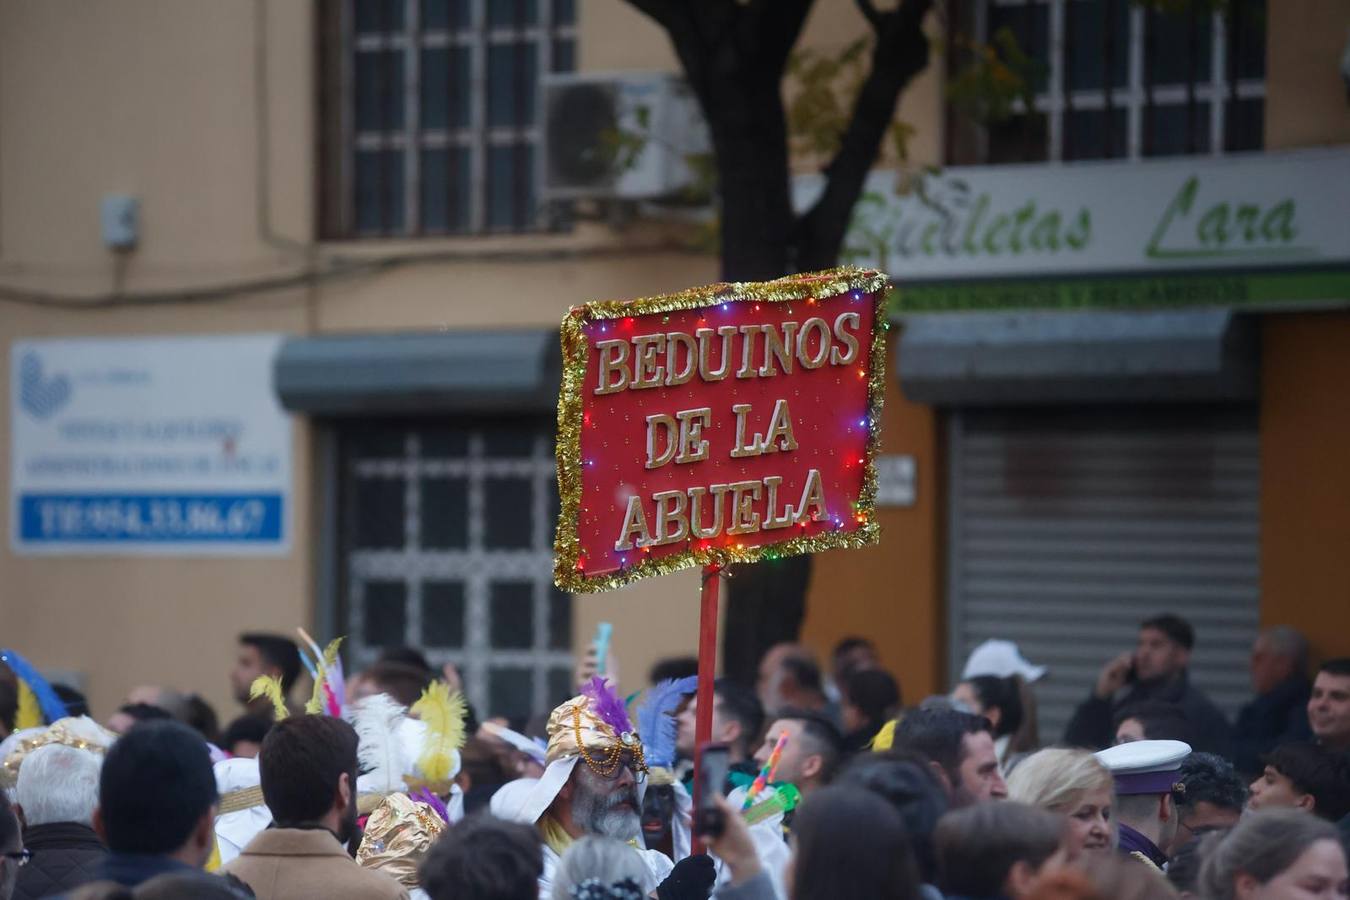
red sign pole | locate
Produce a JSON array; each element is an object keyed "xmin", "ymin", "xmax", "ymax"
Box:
[{"xmin": 690, "ymin": 563, "xmax": 720, "ymax": 856}]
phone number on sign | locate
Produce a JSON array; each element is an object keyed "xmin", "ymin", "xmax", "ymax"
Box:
[{"xmin": 18, "ymin": 494, "xmax": 283, "ymax": 542}]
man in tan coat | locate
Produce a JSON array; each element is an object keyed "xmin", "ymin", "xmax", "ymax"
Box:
[{"xmin": 223, "ymin": 716, "xmax": 408, "ymax": 900}]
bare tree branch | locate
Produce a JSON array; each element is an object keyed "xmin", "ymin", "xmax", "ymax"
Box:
[
  {"xmin": 854, "ymin": 0, "xmax": 883, "ymax": 30},
  {"xmin": 758, "ymin": 0, "xmax": 817, "ymax": 75},
  {"xmin": 796, "ymin": 0, "xmax": 935, "ymax": 269},
  {"xmin": 622, "ymin": 0, "xmax": 683, "ymax": 30}
]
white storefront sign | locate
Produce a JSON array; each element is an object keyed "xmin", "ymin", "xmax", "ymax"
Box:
[
  {"xmin": 795, "ymin": 148, "xmax": 1350, "ymax": 281},
  {"xmin": 10, "ymin": 334, "xmax": 291, "ymax": 555}
]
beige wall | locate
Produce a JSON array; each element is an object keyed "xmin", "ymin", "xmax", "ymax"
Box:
[
  {"xmin": 0, "ymin": 0, "xmax": 706, "ymax": 719},
  {"xmin": 0, "ymin": 0, "xmax": 755, "ymax": 720},
  {"xmin": 1265, "ymin": 0, "xmax": 1350, "ymax": 150}
]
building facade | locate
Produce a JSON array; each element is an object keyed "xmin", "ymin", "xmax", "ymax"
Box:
[{"xmin": 2, "ymin": 0, "xmax": 1347, "ymax": 737}]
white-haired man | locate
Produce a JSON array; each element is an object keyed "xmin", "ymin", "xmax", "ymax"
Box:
[
  {"xmin": 13, "ymin": 742, "xmax": 107, "ymax": 899},
  {"xmin": 498, "ymin": 683, "xmax": 713, "ymax": 898}
]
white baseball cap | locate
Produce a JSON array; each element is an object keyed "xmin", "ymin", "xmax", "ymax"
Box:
[{"xmin": 961, "ymin": 639, "xmax": 1048, "ymax": 683}]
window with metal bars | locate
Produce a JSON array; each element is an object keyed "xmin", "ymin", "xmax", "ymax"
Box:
[
  {"xmin": 338, "ymin": 419, "xmax": 573, "ymax": 723},
  {"xmin": 319, "ymin": 0, "xmax": 577, "ymax": 237},
  {"xmin": 946, "ymin": 0, "xmax": 1266, "ymax": 165}
]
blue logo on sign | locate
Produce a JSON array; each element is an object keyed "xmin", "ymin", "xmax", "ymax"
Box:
[{"xmin": 19, "ymin": 353, "xmax": 72, "ymax": 420}]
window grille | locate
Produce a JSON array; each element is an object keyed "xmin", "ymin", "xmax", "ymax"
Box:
[
  {"xmin": 948, "ymin": 0, "xmax": 1265, "ymax": 164},
  {"xmin": 339, "ymin": 420, "xmax": 572, "ymax": 721},
  {"xmin": 320, "ymin": 0, "xmax": 577, "ymax": 237}
]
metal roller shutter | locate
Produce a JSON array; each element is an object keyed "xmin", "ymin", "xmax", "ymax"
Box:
[{"xmin": 947, "ymin": 406, "xmax": 1261, "ymax": 744}]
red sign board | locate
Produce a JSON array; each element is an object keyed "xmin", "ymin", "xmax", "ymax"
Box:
[{"xmin": 554, "ymin": 268, "xmax": 890, "ymax": 592}]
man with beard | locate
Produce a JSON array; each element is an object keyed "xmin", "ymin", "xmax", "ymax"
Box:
[
  {"xmin": 223, "ymin": 715, "xmax": 408, "ymax": 900},
  {"xmin": 895, "ymin": 708, "xmax": 1007, "ymax": 806},
  {"xmin": 498, "ymin": 683, "xmax": 713, "ymax": 898}
]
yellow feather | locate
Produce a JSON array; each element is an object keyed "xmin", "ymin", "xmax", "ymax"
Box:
[
  {"xmin": 15, "ymin": 681, "xmax": 41, "ymax": 730},
  {"xmin": 249, "ymin": 675, "xmax": 289, "ymax": 720},
  {"xmin": 411, "ymin": 681, "xmax": 467, "ymax": 785},
  {"xmin": 870, "ymin": 718, "xmax": 897, "ymax": 752},
  {"xmin": 305, "ymin": 637, "xmax": 345, "ymax": 715}
]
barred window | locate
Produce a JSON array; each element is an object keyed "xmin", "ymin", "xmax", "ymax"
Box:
[
  {"xmin": 320, "ymin": 0, "xmax": 577, "ymax": 237},
  {"xmin": 339, "ymin": 420, "xmax": 572, "ymax": 722},
  {"xmin": 947, "ymin": 0, "xmax": 1265, "ymax": 164}
]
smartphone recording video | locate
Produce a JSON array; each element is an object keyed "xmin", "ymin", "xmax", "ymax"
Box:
[{"xmin": 694, "ymin": 742, "xmax": 731, "ymax": 838}]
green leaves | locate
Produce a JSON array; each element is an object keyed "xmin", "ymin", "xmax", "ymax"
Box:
[{"xmin": 947, "ymin": 26, "xmax": 1044, "ymax": 126}]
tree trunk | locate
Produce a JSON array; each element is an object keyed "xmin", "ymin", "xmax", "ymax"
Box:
[{"xmin": 708, "ymin": 75, "xmax": 795, "ymax": 280}]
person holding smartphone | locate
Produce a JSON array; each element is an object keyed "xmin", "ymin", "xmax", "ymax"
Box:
[{"xmin": 1063, "ymin": 614, "xmax": 1232, "ymax": 757}]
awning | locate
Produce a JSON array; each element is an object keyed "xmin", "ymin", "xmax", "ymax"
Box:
[
  {"xmin": 273, "ymin": 330, "xmax": 561, "ymax": 416},
  {"xmin": 896, "ymin": 308, "xmax": 1258, "ymax": 406}
]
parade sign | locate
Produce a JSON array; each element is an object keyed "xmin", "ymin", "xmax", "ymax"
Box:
[
  {"xmin": 554, "ymin": 268, "xmax": 889, "ymax": 592},
  {"xmin": 10, "ymin": 334, "xmax": 291, "ymax": 555}
]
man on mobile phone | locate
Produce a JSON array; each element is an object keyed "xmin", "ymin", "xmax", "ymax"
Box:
[{"xmin": 1064, "ymin": 614, "xmax": 1231, "ymax": 757}]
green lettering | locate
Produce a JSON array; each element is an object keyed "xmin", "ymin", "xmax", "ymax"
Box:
[
  {"xmin": 1009, "ymin": 202, "xmax": 1037, "ymax": 253},
  {"xmin": 896, "ymin": 220, "xmax": 920, "ymax": 257},
  {"xmin": 1263, "ymin": 200, "xmax": 1297, "ymax": 242},
  {"xmin": 1235, "ymin": 204, "xmax": 1261, "ymax": 241},
  {"xmin": 1147, "ymin": 176, "xmax": 1197, "ymax": 259},
  {"xmin": 1065, "ymin": 210, "xmax": 1091, "ymax": 250},
  {"xmin": 1198, "ymin": 203, "xmax": 1230, "ymax": 246},
  {"xmin": 922, "ymin": 221, "xmax": 941, "ymax": 256},
  {"xmin": 1028, "ymin": 212, "xmax": 1061, "ymax": 252},
  {"xmin": 983, "ymin": 214, "xmax": 1011, "ymax": 255},
  {"xmin": 962, "ymin": 195, "xmax": 990, "ymax": 255}
]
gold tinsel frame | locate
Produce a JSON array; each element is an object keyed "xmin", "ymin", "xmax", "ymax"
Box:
[{"xmin": 554, "ymin": 266, "xmax": 892, "ymax": 593}]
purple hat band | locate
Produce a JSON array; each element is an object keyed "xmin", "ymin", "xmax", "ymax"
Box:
[{"xmin": 1114, "ymin": 770, "xmax": 1183, "ymax": 796}]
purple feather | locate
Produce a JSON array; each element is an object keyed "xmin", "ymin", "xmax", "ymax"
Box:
[
  {"xmin": 638, "ymin": 676, "xmax": 698, "ymax": 769},
  {"xmin": 412, "ymin": 787, "xmax": 451, "ymax": 824},
  {"xmin": 583, "ymin": 676, "xmax": 635, "ymax": 735}
]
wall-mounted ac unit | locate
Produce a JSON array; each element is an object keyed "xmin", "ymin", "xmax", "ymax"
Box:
[{"xmin": 542, "ymin": 71, "xmax": 710, "ymax": 200}]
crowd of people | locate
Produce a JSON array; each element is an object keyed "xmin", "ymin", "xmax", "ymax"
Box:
[{"xmin": 0, "ymin": 612, "xmax": 1347, "ymax": 900}]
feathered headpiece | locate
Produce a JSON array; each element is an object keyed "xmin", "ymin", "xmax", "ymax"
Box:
[
  {"xmin": 581, "ymin": 676, "xmax": 636, "ymax": 736},
  {"xmin": 636, "ymin": 676, "xmax": 697, "ymax": 771},
  {"xmin": 249, "ymin": 675, "xmax": 289, "ymax": 721},
  {"xmin": 409, "ymin": 681, "xmax": 467, "ymax": 788},
  {"xmin": 298, "ymin": 631, "xmax": 345, "ymax": 717},
  {"xmin": 871, "ymin": 718, "xmax": 898, "ymax": 753},
  {"xmin": 1, "ymin": 649, "xmax": 69, "ymax": 729},
  {"xmin": 545, "ymin": 678, "xmax": 647, "ymax": 778},
  {"xmin": 350, "ymin": 693, "xmax": 407, "ymax": 797}
]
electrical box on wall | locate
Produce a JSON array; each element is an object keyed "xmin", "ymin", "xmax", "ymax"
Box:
[{"xmin": 101, "ymin": 194, "xmax": 139, "ymax": 250}]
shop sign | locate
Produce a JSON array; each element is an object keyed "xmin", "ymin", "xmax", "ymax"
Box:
[
  {"xmin": 554, "ymin": 268, "xmax": 889, "ymax": 592},
  {"xmin": 794, "ymin": 148, "xmax": 1350, "ymax": 295},
  {"xmin": 10, "ymin": 334, "xmax": 292, "ymax": 555}
]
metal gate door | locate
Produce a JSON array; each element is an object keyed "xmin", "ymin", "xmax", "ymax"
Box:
[{"xmin": 947, "ymin": 407, "xmax": 1260, "ymax": 743}]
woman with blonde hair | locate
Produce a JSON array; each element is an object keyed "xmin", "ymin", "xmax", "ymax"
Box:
[{"xmin": 1007, "ymin": 748, "xmax": 1114, "ymax": 860}]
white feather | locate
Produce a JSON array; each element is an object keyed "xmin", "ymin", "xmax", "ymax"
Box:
[{"xmin": 347, "ymin": 693, "xmax": 407, "ymax": 794}]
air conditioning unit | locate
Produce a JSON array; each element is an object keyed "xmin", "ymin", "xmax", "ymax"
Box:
[{"xmin": 542, "ymin": 72, "xmax": 710, "ymax": 201}]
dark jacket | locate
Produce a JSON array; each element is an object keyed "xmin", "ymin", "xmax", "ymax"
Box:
[
  {"xmin": 1232, "ymin": 675, "xmax": 1313, "ymax": 775},
  {"xmin": 1063, "ymin": 670, "xmax": 1233, "ymax": 757},
  {"xmin": 14, "ymin": 822, "xmax": 107, "ymax": 900},
  {"xmin": 83, "ymin": 853, "xmax": 199, "ymax": 888}
]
